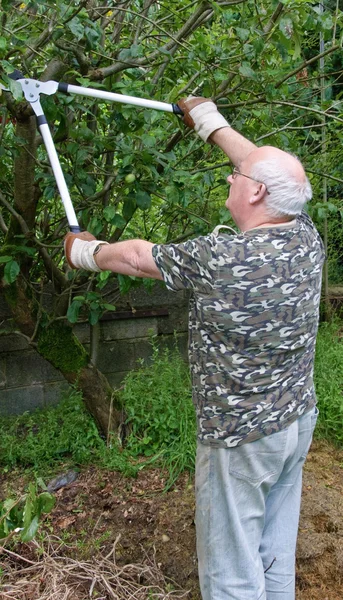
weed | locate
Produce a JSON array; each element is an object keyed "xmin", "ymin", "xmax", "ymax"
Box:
[
  {"xmin": 119, "ymin": 338, "xmax": 196, "ymax": 486},
  {"xmin": 314, "ymin": 320, "xmax": 343, "ymax": 446},
  {"xmin": 0, "ymin": 391, "xmax": 104, "ymax": 470}
]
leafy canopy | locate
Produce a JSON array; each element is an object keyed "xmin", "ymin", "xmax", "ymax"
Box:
[{"xmin": 0, "ymin": 0, "xmax": 342, "ymax": 323}]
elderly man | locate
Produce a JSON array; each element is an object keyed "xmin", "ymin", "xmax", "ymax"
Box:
[{"xmin": 65, "ymin": 97, "xmax": 325, "ymax": 600}]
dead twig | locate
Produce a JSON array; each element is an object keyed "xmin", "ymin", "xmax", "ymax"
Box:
[{"xmin": 0, "ymin": 534, "xmax": 190, "ymax": 599}]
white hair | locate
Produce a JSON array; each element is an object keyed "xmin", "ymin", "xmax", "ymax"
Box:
[{"xmin": 249, "ymin": 158, "xmax": 312, "ymax": 218}]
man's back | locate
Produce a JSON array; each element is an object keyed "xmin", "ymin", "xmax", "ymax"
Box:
[{"xmin": 153, "ymin": 212, "xmax": 325, "ymax": 447}]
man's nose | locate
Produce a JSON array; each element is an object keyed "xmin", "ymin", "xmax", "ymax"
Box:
[{"xmin": 227, "ymin": 174, "xmax": 233, "ymax": 184}]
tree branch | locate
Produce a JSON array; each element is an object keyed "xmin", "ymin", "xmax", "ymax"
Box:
[
  {"xmin": 0, "ymin": 210, "xmax": 8, "ymax": 234},
  {"xmin": 23, "ymin": 16, "xmax": 57, "ymax": 66},
  {"xmin": 275, "ymin": 44, "xmax": 341, "ymax": 89},
  {"xmin": 263, "ymin": 2, "xmax": 284, "ymax": 35},
  {"xmin": 219, "ymin": 96, "xmax": 343, "ymax": 125},
  {"xmin": 0, "ymin": 190, "xmax": 30, "ymax": 234},
  {"xmin": 40, "ymin": 57, "xmax": 70, "ymax": 83},
  {"xmin": 0, "ymin": 190, "xmax": 67, "ymax": 290},
  {"xmin": 89, "ymin": 1, "xmax": 214, "ymax": 80}
]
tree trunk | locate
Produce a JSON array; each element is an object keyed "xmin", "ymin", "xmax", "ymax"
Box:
[
  {"xmin": 1, "ymin": 273, "xmax": 123, "ymax": 436},
  {"xmin": 1, "ymin": 106, "xmax": 123, "ymax": 437}
]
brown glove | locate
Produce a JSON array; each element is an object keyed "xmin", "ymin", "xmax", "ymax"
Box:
[
  {"xmin": 177, "ymin": 96, "xmax": 230, "ymax": 142},
  {"xmin": 64, "ymin": 231, "xmax": 108, "ymax": 271},
  {"xmin": 178, "ymin": 97, "xmax": 212, "ymax": 129}
]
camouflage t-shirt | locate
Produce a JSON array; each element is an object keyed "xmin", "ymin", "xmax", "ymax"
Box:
[{"xmin": 152, "ymin": 212, "xmax": 325, "ymax": 447}]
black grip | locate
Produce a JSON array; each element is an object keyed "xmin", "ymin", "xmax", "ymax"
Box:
[
  {"xmin": 36, "ymin": 115, "xmax": 47, "ymax": 126},
  {"xmin": 172, "ymin": 103, "xmax": 184, "ymax": 116},
  {"xmin": 9, "ymin": 70, "xmax": 24, "ymax": 81},
  {"xmin": 69, "ymin": 225, "xmax": 82, "ymax": 233},
  {"xmin": 58, "ymin": 82, "xmax": 69, "ymax": 94}
]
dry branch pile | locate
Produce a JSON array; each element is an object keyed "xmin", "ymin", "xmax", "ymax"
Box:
[{"xmin": 0, "ymin": 534, "xmax": 189, "ymax": 600}]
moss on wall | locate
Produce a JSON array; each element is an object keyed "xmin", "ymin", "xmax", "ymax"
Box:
[{"xmin": 37, "ymin": 321, "xmax": 88, "ymax": 374}]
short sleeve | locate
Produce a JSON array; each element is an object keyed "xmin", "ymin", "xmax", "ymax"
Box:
[
  {"xmin": 298, "ymin": 210, "xmax": 316, "ymax": 230},
  {"xmin": 152, "ymin": 234, "xmax": 217, "ymax": 293},
  {"xmin": 298, "ymin": 210, "xmax": 325, "ymax": 257}
]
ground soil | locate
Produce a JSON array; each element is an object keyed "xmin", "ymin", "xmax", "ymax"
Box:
[{"xmin": 1, "ymin": 438, "xmax": 343, "ymax": 599}]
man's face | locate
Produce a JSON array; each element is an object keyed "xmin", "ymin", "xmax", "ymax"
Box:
[{"xmin": 225, "ymin": 161, "xmax": 257, "ymax": 227}]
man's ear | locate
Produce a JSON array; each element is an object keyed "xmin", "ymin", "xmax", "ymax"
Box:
[{"xmin": 249, "ymin": 183, "xmax": 267, "ymax": 205}]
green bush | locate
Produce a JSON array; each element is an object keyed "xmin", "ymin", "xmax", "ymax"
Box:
[
  {"xmin": 0, "ymin": 391, "xmax": 104, "ymax": 469},
  {"xmin": 119, "ymin": 339, "xmax": 196, "ymax": 485},
  {"xmin": 314, "ymin": 320, "xmax": 343, "ymax": 445},
  {"xmin": 0, "ymin": 341, "xmax": 196, "ymax": 486}
]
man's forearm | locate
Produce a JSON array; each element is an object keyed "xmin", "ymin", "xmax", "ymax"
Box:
[
  {"xmin": 94, "ymin": 239, "xmax": 163, "ymax": 280},
  {"xmin": 209, "ymin": 127, "xmax": 257, "ymax": 166}
]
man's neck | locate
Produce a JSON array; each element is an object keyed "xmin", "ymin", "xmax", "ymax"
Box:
[{"xmin": 240, "ymin": 215, "xmax": 295, "ymax": 232}]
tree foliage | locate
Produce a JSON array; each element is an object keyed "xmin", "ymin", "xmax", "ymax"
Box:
[{"xmin": 0, "ymin": 0, "xmax": 342, "ymax": 429}]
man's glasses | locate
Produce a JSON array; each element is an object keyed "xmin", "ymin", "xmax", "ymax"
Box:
[{"xmin": 232, "ymin": 167, "xmax": 269, "ymax": 194}]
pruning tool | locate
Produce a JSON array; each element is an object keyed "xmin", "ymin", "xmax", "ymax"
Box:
[{"xmin": 0, "ymin": 70, "xmax": 183, "ymax": 233}]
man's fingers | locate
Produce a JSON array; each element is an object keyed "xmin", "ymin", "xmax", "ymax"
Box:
[
  {"xmin": 65, "ymin": 231, "xmax": 96, "ymax": 243},
  {"xmin": 64, "ymin": 231, "xmax": 109, "ymax": 272},
  {"xmin": 178, "ymin": 97, "xmax": 214, "ymax": 129},
  {"xmin": 64, "ymin": 231, "xmax": 96, "ymax": 269}
]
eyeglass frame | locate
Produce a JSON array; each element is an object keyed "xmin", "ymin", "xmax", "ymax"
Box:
[{"xmin": 232, "ymin": 167, "xmax": 270, "ymax": 195}]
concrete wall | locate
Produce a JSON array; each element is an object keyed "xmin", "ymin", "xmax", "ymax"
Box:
[{"xmin": 0, "ymin": 284, "xmax": 189, "ymax": 416}]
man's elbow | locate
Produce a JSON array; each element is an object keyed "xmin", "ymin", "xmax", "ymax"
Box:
[{"xmin": 129, "ymin": 240, "xmax": 162, "ymax": 280}]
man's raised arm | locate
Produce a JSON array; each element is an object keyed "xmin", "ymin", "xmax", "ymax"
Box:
[{"xmin": 178, "ymin": 96, "xmax": 256, "ymax": 166}]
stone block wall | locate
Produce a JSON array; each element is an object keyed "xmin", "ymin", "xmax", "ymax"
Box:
[{"xmin": 0, "ymin": 284, "xmax": 189, "ymax": 416}]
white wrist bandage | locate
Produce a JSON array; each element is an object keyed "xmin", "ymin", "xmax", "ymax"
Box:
[
  {"xmin": 189, "ymin": 101, "xmax": 230, "ymax": 142},
  {"xmin": 70, "ymin": 239, "xmax": 109, "ymax": 272}
]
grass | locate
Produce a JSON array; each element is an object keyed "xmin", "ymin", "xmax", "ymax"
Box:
[
  {"xmin": 314, "ymin": 320, "xmax": 343, "ymax": 445},
  {"xmin": 120, "ymin": 339, "xmax": 196, "ymax": 484},
  {"xmin": 0, "ymin": 339, "xmax": 195, "ymax": 487},
  {"xmin": 0, "ymin": 321, "xmax": 342, "ymax": 487}
]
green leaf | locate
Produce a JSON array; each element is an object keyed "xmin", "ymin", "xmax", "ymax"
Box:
[
  {"xmin": 136, "ymin": 190, "xmax": 151, "ymax": 210},
  {"xmin": 320, "ymin": 13, "xmax": 333, "ymax": 30},
  {"xmin": 122, "ymin": 155, "xmax": 133, "ymax": 168},
  {"xmin": 21, "ymin": 515, "xmax": 39, "ymax": 542},
  {"xmin": 123, "ymin": 196, "xmax": 136, "ymax": 220},
  {"xmin": 85, "ymin": 25, "xmax": 101, "ymax": 50},
  {"xmin": 2, "ymin": 498, "xmax": 17, "ymax": 512},
  {"xmin": 235, "ymin": 27, "xmax": 250, "ymax": 42},
  {"xmin": 0, "ymin": 255, "xmax": 12, "ymax": 263},
  {"xmin": 15, "ymin": 245, "xmax": 36, "ymax": 257},
  {"xmin": 111, "ymin": 214, "xmax": 126, "ymax": 229},
  {"xmin": 118, "ymin": 274, "xmax": 133, "ymax": 295},
  {"xmin": 0, "ymin": 36, "xmax": 7, "ymax": 52},
  {"xmin": 68, "ymin": 18, "xmax": 84, "ymax": 40},
  {"xmin": 8, "ymin": 78, "xmax": 23, "ymax": 101},
  {"xmin": 89, "ymin": 308, "xmax": 102, "ymax": 325},
  {"xmin": 22, "ymin": 495, "xmax": 33, "ymax": 530},
  {"xmin": 104, "ymin": 205, "xmax": 116, "ymax": 222},
  {"xmin": 103, "ymin": 303, "xmax": 116, "ymax": 311},
  {"xmin": 67, "ymin": 300, "xmax": 83, "ymax": 324},
  {"xmin": 141, "ymin": 134, "xmax": 156, "ymax": 148},
  {"xmin": 37, "ymin": 492, "xmax": 55, "ymax": 514},
  {"xmin": 118, "ymin": 48, "xmax": 132, "ymax": 61},
  {"xmin": 4, "ymin": 260, "xmax": 20, "ymax": 284},
  {"xmin": 279, "ymin": 17, "xmax": 293, "ymax": 39},
  {"xmin": 238, "ymin": 63, "xmax": 256, "ymax": 79}
]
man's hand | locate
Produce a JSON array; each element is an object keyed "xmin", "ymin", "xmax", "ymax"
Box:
[
  {"xmin": 64, "ymin": 231, "xmax": 108, "ymax": 271},
  {"xmin": 178, "ymin": 96, "xmax": 230, "ymax": 142}
]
